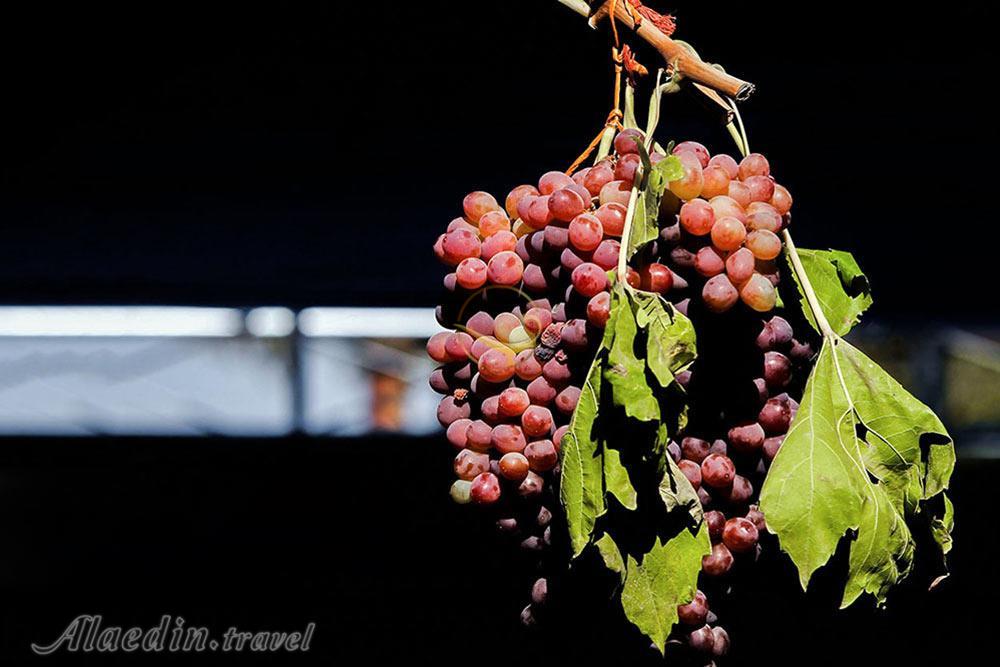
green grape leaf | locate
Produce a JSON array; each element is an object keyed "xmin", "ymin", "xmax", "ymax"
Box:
[
  {"xmin": 653, "ymin": 154, "xmax": 684, "ymax": 182},
  {"xmin": 760, "ymin": 337, "xmax": 956, "ymax": 606},
  {"xmin": 633, "ymin": 291, "xmax": 696, "ymax": 388},
  {"xmin": 930, "ymin": 494, "xmax": 955, "ymax": 557},
  {"xmin": 605, "ymin": 288, "xmax": 660, "ymax": 422},
  {"xmin": 788, "ymin": 248, "xmax": 873, "ymax": 336},
  {"xmin": 625, "ymin": 147, "xmax": 671, "ymax": 259},
  {"xmin": 660, "ymin": 455, "xmax": 705, "ymax": 526},
  {"xmin": 620, "ymin": 523, "xmax": 710, "ymax": 654},
  {"xmin": 605, "ymin": 443, "xmax": 638, "ymax": 511},
  {"xmin": 595, "ymin": 533, "xmax": 626, "ymax": 585},
  {"xmin": 561, "ymin": 352, "xmax": 609, "ymax": 557}
]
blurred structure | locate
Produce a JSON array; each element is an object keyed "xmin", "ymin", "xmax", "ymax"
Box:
[{"xmin": 0, "ymin": 306, "xmax": 996, "ymax": 453}]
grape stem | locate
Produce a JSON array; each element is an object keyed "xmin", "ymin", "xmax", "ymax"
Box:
[
  {"xmin": 556, "ymin": 0, "xmax": 755, "ymax": 100},
  {"xmin": 781, "ymin": 230, "xmax": 837, "ymax": 339}
]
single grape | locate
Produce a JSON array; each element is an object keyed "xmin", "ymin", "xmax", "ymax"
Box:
[
  {"xmin": 744, "ymin": 174, "xmax": 776, "ymax": 202},
  {"xmin": 542, "ymin": 355, "xmax": 573, "ymax": 384},
  {"xmin": 498, "ymin": 387, "xmax": 531, "ymax": 418},
  {"xmin": 770, "ymin": 183, "xmax": 793, "ymax": 215},
  {"xmin": 614, "ymin": 128, "xmax": 645, "ymax": 155},
  {"xmin": 724, "ymin": 475, "xmax": 754, "ymax": 505},
  {"xmin": 594, "ymin": 202, "xmax": 627, "ymax": 237},
  {"xmin": 678, "ymin": 459, "xmax": 702, "ymax": 489},
  {"xmin": 702, "ymin": 542, "xmax": 734, "ymax": 575},
  {"xmin": 522, "ymin": 307, "xmax": 552, "ymax": 336},
  {"xmin": 763, "ymin": 435, "xmax": 785, "ymax": 461},
  {"xmin": 614, "ymin": 153, "xmax": 642, "ymax": 184},
  {"xmin": 492, "ymin": 424, "xmax": 527, "ymax": 454},
  {"xmin": 442, "ymin": 228, "xmax": 482, "ymax": 265},
  {"xmin": 759, "ymin": 395, "xmax": 793, "ymax": 434},
  {"xmin": 470, "ymin": 335, "xmax": 505, "ymax": 362},
  {"xmin": 455, "ymin": 257, "xmax": 488, "ymax": 289},
  {"xmin": 599, "ymin": 179, "xmax": 631, "ymax": 207},
  {"xmin": 450, "ymin": 479, "xmax": 472, "ymax": 504},
  {"xmin": 687, "ymin": 625, "xmax": 716, "ymax": 653},
  {"xmin": 746, "ymin": 229, "xmax": 782, "ymax": 261},
  {"xmin": 444, "ymin": 332, "xmax": 474, "ymax": 361},
  {"xmin": 702, "ymin": 275, "xmax": 739, "ymax": 313},
  {"xmin": 681, "ymin": 437, "xmax": 711, "ymax": 463},
  {"xmin": 478, "ymin": 346, "xmax": 516, "ymax": 382},
  {"xmin": 429, "ymin": 368, "xmax": 451, "ymax": 394},
  {"xmin": 677, "ymin": 590, "xmax": 709, "ymax": 626},
  {"xmin": 469, "ymin": 472, "xmax": 501, "ymax": 504},
  {"xmin": 549, "ymin": 187, "xmax": 588, "ymax": 222},
  {"xmin": 522, "ymin": 405, "xmax": 554, "ymax": 437},
  {"xmin": 454, "ymin": 448, "xmax": 491, "ymax": 481},
  {"xmin": 518, "ymin": 471, "xmax": 544, "ymax": 498},
  {"xmin": 481, "ymin": 395, "xmax": 501, "ymax": 424},
  {"xmin": 746, "ymin": 505, "xmax": 767, "ymax": 532},
  {"xmin": 481, "ymin": 230, "xmax": 518, "ymax": 262},
  {"xmin": 466, "ymin": 420, "xmax": 493, "ymax": 451},
  {"xmin": 448, "ymin": 217, "xmax": 478, "ymax": 234},
  {"xmin": 746, "ymin": 209, "xmax": 782, "ymax": 233},
  {"xmin": 673, "ymin": 141, "xmax": 710, "ymax": 168},
  {"xmin": 660, "ymin": 221, "xmax": 681, "ymax": 245},
  {"xmin": 587, "ymin": 291, "xmax": 612, "ymax": 327},
  {"xmin": 708, "ymin": 153, "xmax": 739, "ymax": 179},
  {"xmin": 505, "ymin": 184, "xmax": 539, "ymax": 220},
  {"xmin": 701, "ymin": 453, "xmax": 736, "ymax": 488},
  {"xmin": 592, "ymin": 239, "xmax": 621, "ymax": 271},
  {"xmin": 446, "ymin": 418, "xmax": 472, "ymax": 449},
  {"xmin": 522, "ymin": 264, "xmax": 549, "ymax": 292},
  {"xmin": 790, "ymin": 338, "xmax": 816, "ymax": 363},
  {"xmin": 498, "ymin": 452, "xmax": 530, "ymax": 481},
  {"xmin": 426, "ymin": 331, "xmax": 452, "ymax": 363},
  {"xmin": 667, "ymin": 440, "xmax": 682, "ymax": 462},
  {"xmin": 486, "ymin": 251, "xmax": 524, "ymax": 286},
  {"xmin": 437, "ymin": 395, "xmax": 471, "ymax": 427},
  {"xmin": 695, "ymin": 246, "xmax": 726, "ymax": 278},
  {"xmin": 527, "ymin": 376, "xmax": 558, "ymax": 406},
  {"xmin": 538, "ymin": 171, "xmax": 575, "ymax": 195},
  {"xmin": 679, "ymin": 199, "xmax": 715, "ymax": 236},
  {"xmin": 463, "ymin": 191, "xmax": 500, "ymax": 223},
  {"xmin": 705, "ymin": 510, "xmax": 726, "ymax": 543},
  {"xmin": 728, "ymin": 422, "xmax": 765, "ymax": 453},
  {"xmin": 725, "ymin": 247, "xmax": 755, "ymax": 284},
  {"xmin": 525, "ymin": 439, "xmax": 558, "ymax": 472},
  {"xmin": 568, "ymin": 213, "xmax": 604, "ymax": 252},
  {"xmin": 763, "ymin": 351, "xmax": 792, "ymax": 389},
  {"xmin": 625, "ymin": 267, "xmax": 641, "ymax": 289},
  {"xmin": 700, "ymin": 164, "xmax": 731, "ymax": 199},
  {"xmin": 738, "ymin": 153, "xmax": 770, "ymax": 179},
  {"xmin": 464, "ymin": 311, "xmax": 495, "ymax": 338},
  {"xmin": 756, "ymin": 315, "xmax": 793, "ymax": 351},
  {"xmin": 739, "ymin": 273, "xmax": 777, "ymax": 312},
  {"xmin": 555, "ymin": 385, "xmax": 581, "ymax": 415},
  {"xmin": 711, "ymin": 216, "xmax": 747, "ymax": 252},
  {"xmin": 722, "ymin": 517, "xmax": 759, "ymax": 552},
  {"xmin": 478, "ymin": 210, "xmax": 511, "ymax": 238},
  {"xmin": 669, "ymin": 151, "xmax": 704, "ymax": 201},
  {"xmin": 640, "ymin": 262, "xmax": 674, "ymax": 293},
  {"xmin": 526, "ymin": 195, "xmax": 555, "ymax": 229},
  {"xmin": 727, "ymin": 180, "xmax": 752, "ymax": 207},
  {"xmin": 584, "ymin": 162, "xmax": 616, "ymax": 197},
  {"xmin": 553, "ymin": 425, "xmax": 569, "ymax": 451},
  {"xmin": 708, "ymin": 195, "xmax": 747, "ymax": 224},
  {"xmin": 571, "ymin": 262, "xmax": 610, "ymax": 297}
]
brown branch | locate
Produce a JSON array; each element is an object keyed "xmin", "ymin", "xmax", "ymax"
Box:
[{"xmin": 560, "ymin": 0, "xmax": 755, "ymax": 101}]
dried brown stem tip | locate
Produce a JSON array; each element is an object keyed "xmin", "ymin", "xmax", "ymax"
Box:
[{"xmin": 581, "ymin": 1, "xmax": 755, "ymax": 101}]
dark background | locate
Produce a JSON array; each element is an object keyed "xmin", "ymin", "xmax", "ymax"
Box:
[{"xmin": 0, "ymin": 2, "xmax": 996, "ymax": 665}]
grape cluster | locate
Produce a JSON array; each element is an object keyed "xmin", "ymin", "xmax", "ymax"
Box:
[{"xmin": 429, "ymin": 128, "xmax": 817, "ymax": 659}]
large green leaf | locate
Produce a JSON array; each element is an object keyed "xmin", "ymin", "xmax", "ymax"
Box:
[
  {"xmin": 788, "ymin": 248, "xmax": 873, "ymax": 336},
  {"xmin": 561, "ymin": 352, "xmax": 608, "ymax": 557},
  {"xmin": 620, "ymin": 524, "xmax": 710, "ymax": 654}
]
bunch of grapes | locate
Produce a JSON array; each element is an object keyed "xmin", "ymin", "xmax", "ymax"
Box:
[{"xmin": 428, "ymin": 129, "xmax": 817, "ymax": 660}]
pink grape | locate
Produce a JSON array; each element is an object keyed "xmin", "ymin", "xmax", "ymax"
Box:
[
  {"xmin": 571, "ymin": 262, "xmax": 609, "ymax": 297},
  {"xmin": 679, "ymin": 199, "xmax": 715, "ymax": 236},
  {"xmin": 722, "ymin": 517, "xmax": 759, "ymax": 552},
  {"xmin": 478, "ymin": 209, "xmax": 511, "ymax": 237},
  {"xmin": 480, "ymin": 395, "xmax": 501, "ymax": 424},
  {"xmin": 527, "ymin": 376, "xmax": 558, "ymax": 406},
  {"xmin": 587, "ymin": 291, "xmax": 612, "ymax": 327},
  {"xmin": 728, "ymin": 422, "xmax": 765, "ymax": 453},
  {"xmin": 688, "ymin": 625, "xmax": 716, "ymax": 654},
  {"xmin": 725, "ymin": 247, "xmax": 755, "ymax": 284},
  {"xmin": 599, "ymin": 179, "xmax": 631, "ymax": 207},
  {"xmin": 498, "ymin": 387, "xmax": 530, "ymax": 417},
  {"xmin": 426, "ymin": 331, "xmax": 452, "ymax": 363},
  {"xmin": 478, "ymin": 347, "xmax": 515, "ymax": 382},
  {"xmin": 695, "ymin": 246, "xmax": 726, "ymax": 278},
  {"xmin": 592, "ymin": 239, "xmax": 621, "ymax": 270},
  {"xmin": 677, "ymin": 590, "xmax": 709, "ymax": 626},
  {"xmin": 746, "ymin": 229, "xmax": 782, "ymax": 260},
  {"xmin": 486, "ymin": 251, "xmax": 524, "ymax": 285},
  {"xmin": 746, "ymin": 208, "xmax": 782, "ymax": 233},
  {"xmin": 455, "ymin": 257, "xmax": 488, "ymax": 289},
  {"xmin": 614, "ymin": 153, "xmax": 641, "ymax": 184},
  {"xmin": 678, "ymin": 459, "xmax": 702, "ymax": 489},
  {"xmin": 555, "ymin": 385, "xmax": 581, "ymax": 414},
  {"xmin": 437, "ymin": 396, "xmax": 471, "ymax": 427},
  {"xmin": 614, "ymin": 128, "xmax": 644, "ymax": 155},
  {"xmin": 525, "ymin": 439, "xmax": 558, "ymax": 472},
  {"xmin": 446, "ymin": 418, "xmax": 471, "ymax": 449},
  {"xmin": 701, "ymin": 453, "xmax": 736, "ymax": 488},
  {"xmin": 444, "ymin": 332, "xmax": 474, "ymax": 360},
  {"xmin": 448, "ymin": 217, "xmax": 478, "ymax": 234},
  {"xmin": 538, "ymin": 171, "xmax": 574, "ymax": 195},
  {"xmin": 669, "ymin": 151, "xmax": 704, "ymax": 200},
  {"xmin": 595, "ymin": 202, "xmax": 627, "ymax": 236},
  {"xmin": 708, "ymin": 195, "xmax": 747, "ymax": 224},
  {"xmin": 702, "ymin": 275, "xmax": 739, "ymax": 312},
  {"xmin": 505, "ymin": 184, "xmax": 539, "ymax": 220},
  {"xmin": 549, "ymin": 187, "xmax": 588, "ymax": 222},
  {"xmin": 744, "ymin": 174, "xmax": 775, "ymax": 202},
  {"xmin": 771, "ymin": 183, "xmax": 793, "ymax": 214},
  {"xmin": 525, "ymin": 195, "xmax": 555, "ymax": 229},
  {"xmin": 702, "ymin": 542, "xmax": 734, "ymax": 575},
  {"xmin": 441, "ymin": 228, "xmax": 481, "ymax": 264},
  {"xmin": 463, "ymin": 191, "xmax": 500, "ymax": 223},
  {"xmin": 454, "ymin": 448, "xmax": 490, "ymax": 480},
  {"xmin": 583, "ymin": 162, "xmax": 615, "ymax": 197},
  {"xmin": 738, "ymin": 152, "xmax": 770, "ymax": 179},
  {"xmin": 701, "ymin": 165, "xmax": 731, "ymax": 198},
  {"xmin": 672, "ymin": 141, "xmax": 710, "ymax": 168},
  {"xmin": 481, "ymin": 230, "xmax": 518, "ymax": 261},
  {"xmin": 682, "ymin": 437, "xmax": 711, "ymax": 463},
  {"xmin": 466, "ymin": 420, "xmax": 492, "ymax": 451},
  {"xmin": 553, "ymin": 425, "xmax": 568, "ymax": 450},
  {"xmin": 727, "ymin": 180, "xmax": 752, "ymax": 207},
  {"xmin": 764, "ymin": 351, "xmax": 793, "ymax": 389},
  {"xmin": 711, "ymin": 216, "xmax": 747, "ymax": 252},
  {"xmin": 739, "ymin": 273, "xmax": 777, "ymax": 312},
  {"xmin": 521, "ymin": 405, "xmax": 554, "ymax": 438},
  {"xmin": 522, "ymin": 307, "xmax": 552, "ymax": 335},
  {"xmin": 491, "ymin": 424, "xmax": 527, "ymax": 454},
  {"xmin": 469, "ymin": 472, "xmax": 501, "ymax": 504},
  {"xmin": 568, "ymin": 213, "xmax": 604, "ymax": 252},
  {"xmin": 470, "ymin": 335, "xmax": 504, "ymax": 361},
  {"xmin": 705, "ymin": 510, "xmax": 726, "ymax": 542},
  {"xmin": 498, "ymin": 452, "xmax": 530, "ymax": 482},
  {"xmin": 763, "ymin": 435, "xmax": 785, "ymax": 461},
  {"xmin": 640, "ymin": 263, "xmax": 674, "ymax": 293},
  {"xmin": 708, "ymin": 154, "xmax": 739, "ymax": 179},
  {"xmin": 465, "ymin": 311, "xmax": 494, "ymax": 338},
  {"xmin": 514, "ymin": 349, "xmax": 543, "ymax": 381}
]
